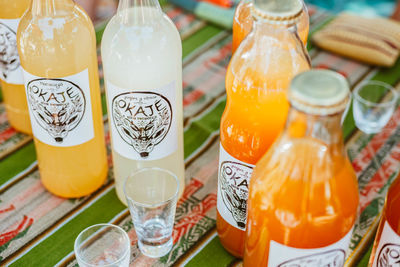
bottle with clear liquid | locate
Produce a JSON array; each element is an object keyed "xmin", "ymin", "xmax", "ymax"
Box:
[
  {"xmin": 0, "ymin": 0, "xmax": 32, "ymax": 134},
  {"xmin": 217, "ymin": 0, "xmax": 310, "ymax": 258},
  {"xmin": 232, "ymin": 0, "xmax": 309, "ymax": 53},
  {"xmin": 17, "ymin": 0, "xmax": 108, "ymax": 198},
  {"xmin": 101, "ymin": 0, "xmax": 185, "ymax": 205},
  {"xmin": 369, "ymin": 172, "xmax": 400, "ymax": 266},
  {"xmin": 244, "ymin": 70, "xmax": 359, "ymax": 266}
]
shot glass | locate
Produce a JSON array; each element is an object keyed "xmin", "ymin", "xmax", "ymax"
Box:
[
  {"xmin": 74, "ymin": 224, "xmax": 131, "ymax": 267},
  {"xmin": 124, "ymin": 168, "xmax": 179, "ymax": 258},
  {"xmin": 353, "ymin": 81, "xmax": 398, "ymax": 134}
]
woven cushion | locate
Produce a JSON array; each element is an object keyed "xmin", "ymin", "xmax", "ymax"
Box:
[{"xmin": 312, "ymin": 13, "xmax": 400, "ymax": 67}]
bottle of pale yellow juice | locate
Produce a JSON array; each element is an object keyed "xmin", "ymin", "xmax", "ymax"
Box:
[
  {"xmin": 101, "ymin": 0, "xmax": 185, "ymax": 205},
  {"xmin": 0, "ymin": 0, "xmax": 32, "ymax": 134},
  {"xmin": 17, "ymin": 0, "xmax": 108, "ymax": 198}
]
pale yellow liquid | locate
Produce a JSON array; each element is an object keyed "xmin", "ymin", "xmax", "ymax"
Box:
[
  {"xmin": 17, "ymin": 0, "xmax": 108, "ymax": 198},
  {"xmin": 101, "ymin": 7, "xmax": 185, "ymax": 205},
  {"xmin": 0, "ymin": 0, "xmax": 32, "ymax": 134}
]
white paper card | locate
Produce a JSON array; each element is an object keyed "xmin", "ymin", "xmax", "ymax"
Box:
[
  {"xmin": 217, "ymin": 143, "xmax": 255, "ymax": 231},
  {"xmin": 268, "ymin": 228, "xmax": 354, "ymax": 267},
  {"xmin": 106, "ymin": 80, "xmax": 178, "ymax": 161},
  {"xmin": 372, "ymin": 220, "xmax": 400, "ymax": 267},
  {"xmin": 23, "ymin": 69, "xmax": 94, "ymax": 147},
  {"xmin": 0, "ymin": 18, "xmax": 24, "ymax": 85}
]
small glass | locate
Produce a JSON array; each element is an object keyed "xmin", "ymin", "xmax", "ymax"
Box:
[
  {"xmin": 124, "ymin": 168, "xmax": 179, "ymax": 258},
  {"xmin": 74, "ymin": 224, "xmax": 131, "ymax": 267},
  {"xmin": 353, "ymin": 80, "xmax": 398, "ymax": 134}
]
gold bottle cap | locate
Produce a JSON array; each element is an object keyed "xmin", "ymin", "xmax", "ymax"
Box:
[
  {"xmin": 252, "ymin": 0, "xmax": 303, "ymax": 26},
  {"xmin": 288, "ymin": 70, "xmax": 350, "ymax": 115}
]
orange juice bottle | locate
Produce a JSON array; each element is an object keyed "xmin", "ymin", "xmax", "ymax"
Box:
[
  {"xmin": 217, "ymin": 0, "xmax": 310, "ymax": 258},
  {"xmin": 232, "ymin": 0, "xmax": 309, "ymax": 53},
  {"xmin": 17, "ymin": 0, "xmax": 108, "ymax": 198},
  {"xmin": 0, "ymin": 0, "xmax": 32, "ymax": 134},
  {"xmin": 369, "ymin": 172, "xmax": 400, "ymax": 266},
  {"xmin": 244, "ymin": 70, "xmax": 359, "ymax": 266}
]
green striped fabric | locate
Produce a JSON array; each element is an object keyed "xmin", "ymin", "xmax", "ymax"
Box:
[{"xmin": 9, "ymin": 189, "xmax": 126, "ymax": 266}]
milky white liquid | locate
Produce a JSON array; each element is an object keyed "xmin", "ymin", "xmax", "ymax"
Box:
[{"xmin": 101, "ymin": 6, "xmax": 184, "ymax": 205}]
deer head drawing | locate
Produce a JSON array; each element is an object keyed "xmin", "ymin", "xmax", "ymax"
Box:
[
  {"xmin": 0, "ymin": 23, "xmax": 20, "ymax": 81},
  {"xmin": 278, "ymin": 249, "xmax": 345, "ymax": 267},
  {"xmin": 120, "ymin": 117, "xmax": 166, "ymax": 158},
  {"xmin": 27, "ymin": 79, "xmax": 85, "ymax": 143},
  {"xmin": 219, "ymin": 162, "xmax": 251, "ymax": 229},
  {"xmin": 112, "ymin": 92, "xmax": 172, "ymax": 158}
]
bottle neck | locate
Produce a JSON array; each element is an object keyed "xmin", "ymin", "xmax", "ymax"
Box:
[
  {"xmin": 31, "ymin": 0, "xmax": 74, "ymax": 16},
  {"xmin": 284, "ymin": 108, "xmax": 345, "ymax": 149},
  {"xmin": 117, "ymin": 0, "xmax": 162, "ymax": 24},
  {"xmin": 251, "ymin": 18, "xmax": 310, "ymax": 65},
  {"xmin": 252, "ymin": 18, "xmax": 298, "ymax": 33},
  {"xmin": 251, "ymin": 0, "xmax": 304, "ymax": 42},
  {"xmin": 118, "ymin": 0, "xmax": 160, "ymax": 11}
]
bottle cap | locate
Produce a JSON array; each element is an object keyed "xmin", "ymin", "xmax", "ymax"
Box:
[
  {"xmin": 288, "ymin": 69, "xmax": 350, "ymax": 115},
  {"xmin": 252, "ymin": 0, "xmax": 303, "ymax": 26}
]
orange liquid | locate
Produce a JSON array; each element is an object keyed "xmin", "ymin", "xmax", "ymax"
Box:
[
  {"xmin": 369, "ymin": 174, "xmax": 400, "ymax": 265},
  {"xmin": 0, "ymin": 0, "xmax": 32, "ymax": 134},
  {"xmin": 17, "ymin": 0, "xmax": 107, "ymax": 198},
  {"xmin": 232, "ymin": 1, "xmax": 310, "ymax": 53},
  {"xmin": 382, "ymin": 176, "xmax": 400, "ymax": 235},
  {"xmin": 232, "ymin": 1, "xmax": 253, "ymax": 54},
  {"xmin": 244, "ymin": 136, "xmax": 359, "ymax": 265},
  {"xmin": 218, "ymin": 24, "xmax": 310, "ymax": 257}
]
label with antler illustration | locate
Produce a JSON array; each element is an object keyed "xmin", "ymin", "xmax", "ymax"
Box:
[
  {"xmin": 106, "ymin": 81, "xmax": 177, "ymax": 161},
  {"xmin": 268, "ymin": 228, "xmax": 353, "ymax": 267},
  {"xmin": 23, "ymin": 69, "xmax": 94, "ymax": 147},
  {"xmin": 217, "ymin": 144, "xmax": 255, "ymax": 231},
  {"xmin": 0, "ymin": 19, "xmax": 24, "ymax": 84},
  {"xmin": 372, "ymin": 220, "xmax": 400, "ymax": 267}
]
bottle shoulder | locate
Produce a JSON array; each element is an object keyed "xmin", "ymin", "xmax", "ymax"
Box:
[
  {"xmin": 101, "ymin": 10, "xmax": 181, "ymax": 68},
  {"xmin": 102, "ymin": 8, "xmax": 180, "ymax": 43},
  {"xmin": 17, "ymin": 6, "xmax": 97, "ymax": 75},
  {"xmin": 18, "ymin": 5, "xmax": 95, "ymax": 40},
  {"xmin": 386, "ymin": 174, "xmax": 400, "ymax": 228},
  {"xmin": 0, "ymin": 0, "xmax": 30, "ymax": 18},
  {"xmin": 231, "ymin": 40, "xmax": 309, "ymax": 79},
  {"xmin": 249, "ymin": 137, "xmax": 359, "ymax": 214}
]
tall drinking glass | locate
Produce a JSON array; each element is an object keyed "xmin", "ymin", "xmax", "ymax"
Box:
[{"xmin": 124, "ymin": 168, "xmax": 179, "ymax": 258}]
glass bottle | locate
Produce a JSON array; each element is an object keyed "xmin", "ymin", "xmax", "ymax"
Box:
[
  {"xmin": 244, "ymin": 70, "xmax": 359, "ymax": 266},
  {"xmin": 369, "ymin": 172, "xmax": 400, "ymax": 266},
  {"xmin": 232, "ymin": 0, "xmax": 309, "ymax": 53},
  {"xmin": 101, "ymin": 0, "xmax": 185, "ymax": 205},
  {"xmin": 17, "ymin": 0, "xmax": 108, "ymax": 198},
  {"xmin": 0, "ymin": 0, "xmax": 32, "ymax": 134},
  {"xmin": 217, "ymin": 0, "xmax": 310, "ymax": 258}
]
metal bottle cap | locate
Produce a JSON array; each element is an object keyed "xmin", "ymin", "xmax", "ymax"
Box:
[
  {"xmin": 288, "ymin": 69, "xmax": 350, "ymax": 115},
  {"xmin": 252, "ymin": 0, "xmax": 303, "ymax": 26}
]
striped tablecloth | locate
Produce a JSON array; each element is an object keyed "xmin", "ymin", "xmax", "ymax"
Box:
[{"xmin": 0, "ymin": 2, "xmax": 399, "ymax": 267}]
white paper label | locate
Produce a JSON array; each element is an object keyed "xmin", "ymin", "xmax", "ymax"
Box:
[
  {"xmin": 0, "ymin": 18, "xmax": 24, "ymax": 84},
  {"xmin": 372, "ymin": 221, "xmax": 400, "ymax": 267},
  {"xmin": 268, "ymin": 228, "xmax": 354, "ymax": 267},
  {"xmin": 217, "ymin": 143, "xmax": 255, "ymax": 230},
  {"xmin": 23, "ymin": 69, "xmax": 94, "ymax": 147},
  {"xmin": 106, "ymin": 81, "xmax": 177, "ymax": 161}
]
